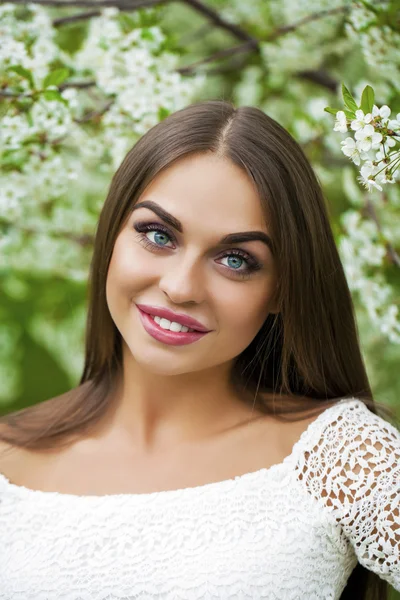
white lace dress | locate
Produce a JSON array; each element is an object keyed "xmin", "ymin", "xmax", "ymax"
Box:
[{"xmin": 0, "ymin": 397, "xmax": 399, "ymax": 600}]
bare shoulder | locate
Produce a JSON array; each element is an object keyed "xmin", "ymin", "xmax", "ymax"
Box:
[
  {"xmin": 249, "ymin": 400, "xmax": 336, "ymax": 460},
  {"xmin": 0, "ymin": 424, "xmax": 21, "ymax": 481},
  {"xmin": 0, "ymin": 423, "xmax": 13, "ymax": 452}
]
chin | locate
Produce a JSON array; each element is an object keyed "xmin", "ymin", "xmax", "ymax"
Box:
[{"xmin": 124, "ymin": 343, "xmax": 199, "ymax": 376}]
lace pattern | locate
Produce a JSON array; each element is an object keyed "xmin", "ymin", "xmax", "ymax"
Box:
[
  {"xmin": 295, "ymin": 399, "xmax": 400, "ymax": 590},
  {"xmin": 0, "ymin": 397, "xmax": 399, "ymax": 599}
]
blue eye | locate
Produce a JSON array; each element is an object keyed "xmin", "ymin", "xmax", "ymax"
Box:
[
  {"xmin": 146, "ymin": 230, "xmax": 172, "ymax": 247},
  {"xmin": 133, "ymin": 221, "xmax": 263, "ymax": 280},
  {"xmin": 133, "ymin": 222, "xmax": 176, "ymax": 248},
  {"xmin": 222, "ymin": 255, "xmax": 245, "ymax": 270},
  {"xmin": 217, "ymin": 249, "xmax": 262, "ymax": 278}
]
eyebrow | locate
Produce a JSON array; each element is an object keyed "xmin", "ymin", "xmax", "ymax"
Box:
[{"xmin": 131, "ymin": 200, "xmax": 274, "ymax": 253}]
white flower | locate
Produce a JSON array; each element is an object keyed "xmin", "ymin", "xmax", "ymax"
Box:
[
  {"xmin": 388, "ymin": 114, "xmax": 400, "ymax": 131},
  {"xmin": 372, "ymin": 104, "xmax": 391, "ymax": 120},
  {"xmin": 360, "ymin": 161, "xmax": 375, "ymax": 178},
  {"xmin": 381, "ymin": 136, "xmax": 396, "ymax": 151},
  {"xmin": 357, "ymin": 163, "xmax": 383, "ymax": 192},
  {"xmin": 351, "ymin": 109, "xmax": 372, "ymax": 131},
  {"xmin": 354, "ymin": 124, "xmax": 383, "ymax": 151},
  {"xmin": 334, "ymin": 111, "xmax": 348, "ymax": 133},
  {"xmin": 364, "ymin": 179, "xmax": 383, "ymax": 192},
  {"xmin": 341, "ymin": 137, "xmax": 362, "ymax": 165},
  {"xmin": 375, "ymin": 148, "xmax": 386, "ymax": 162}
]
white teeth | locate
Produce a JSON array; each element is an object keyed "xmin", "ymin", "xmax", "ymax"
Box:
[
  {"xmin": 170, "ymin": 321, "xmax": 185, "ymax": 332},
  {"xmin": 160, "ymin": 318, "xmax": 171, "ymax": 330},
  {"xmin": 151, "ymin": 315, "xmax": 194, "ymax": 333}
]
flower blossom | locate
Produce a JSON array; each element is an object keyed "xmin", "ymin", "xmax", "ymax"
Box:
[
  {"xmin": 357, "ymin": 163, "xmax": 383, "ymax": 192},
  {"xmin": 334, "ymin": 111, "xmax": 348, "ymax": 133},
  {"xmin": 340, "ymin": 137, "xmax": 362, "ymax": 165},
  {"xmin": 350, "ymin": 109, "xmax": 372, "ymax": 131},
  {"xmin": 372, "ymin": 104, "xmax": 391, "ymax": 124},
  {"xmin": 354, "ymin": 124, "xmax": 383, "ymax": 152},
  {"xmin": 387, "ymin": 114, "xmax": 400, "ymax": 131}
]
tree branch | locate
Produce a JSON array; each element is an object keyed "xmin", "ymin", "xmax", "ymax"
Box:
[
  {"xmin": 181, "ymin": 0, "xmax": 255, "ymax": 43},
  {"xmin": 1, "ymin": 1, "xmax": 347, "ymax": 110},
  {"xmin": 0, "ymin": 80, "xmax": 97, "ymax": 99},
  {"xmin": 53, "ymin": 10, "xmax": 102, "ymax": 25},
  {"xmin": 177, "ymin": 40, "xmax": 257, "ymax": 75},
  {"xmin": 52, "ymin": 0, "xmax": 169, "ymax": 26},
  {"xmin": 176, "ymin": 4, "xmax": 347, "ymax": 90},
  {"xmin": 0, "ymin": 90, "xmax": 31, "ymax": 99},
  {"xmin": 0, "ymin": 220, "xmax": 94, "ymax": 248},
  {"xmin": 296, "ymin": 69, "xmax": 338, "ymax": 93},
  {"xmin": 5, "ymin": 0, "xmax": 166, "ymax": 7},
  {"xmin": 59, "ymin": 80, "xmax": 96, "ymax": 91},
  {"xmin": 74, "ymin": 99, "xmax": 115, "ymax": 123},
  {"xmin": 50, "ymin": 0, "xmax": 257, "ymax": 43},
  {"xmin": 267, "ymin": 5, "xmax": 351, "ymax": 40}
]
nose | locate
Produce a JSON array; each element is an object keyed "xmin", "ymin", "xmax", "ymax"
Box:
[{"xmin": 158, "ymin": 251, "xmax": 206, "ymax": 305}]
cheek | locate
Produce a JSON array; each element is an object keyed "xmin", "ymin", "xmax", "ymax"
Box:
[
  {"xmin": 217, "ymin": 280, "xmax": 274, "ymax": 345},
  {"xmin": 106, "ymin": 239, "xmax": 154, "ymax": 301}
]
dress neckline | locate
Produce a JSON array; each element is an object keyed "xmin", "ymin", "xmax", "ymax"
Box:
[{"xmin": 0, "ymin": 397, "xmax": 361, "ymax": 502}]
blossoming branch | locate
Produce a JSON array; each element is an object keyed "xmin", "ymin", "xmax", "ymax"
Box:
[{"xmin": 326, "ymin": 84, "xmax": 400, "ymax": 192}]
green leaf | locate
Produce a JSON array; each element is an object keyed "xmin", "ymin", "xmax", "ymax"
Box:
[
  {"xmin": 141, "ymin": 28, "xmax": 155, "ymax": 42},
  {"xmin": 341, "ymin": 83, "xmax": 359, "ymax": 113},
  {"xmin": 15, "ymin": 96, "xmax": 34, "ymax": 111},
  {"xmin": 360, "ymin": 85, "xmax": 375, "ymax": 115},
  {"xmin": 42, "ymin": 89, "xmax": 68, "ymax": 105},
  {"xmin": 1, "ymin": 149, "xmax": 26, "ymax": 170},
  {"xmin": 324, "ymin": 107, "xmax": 341, "ymax": 116},
  {"xmin": 158, "ymin": 106, "xmax": 171, "ymax": 120},
  {"xmin": 117, "ymin": 12, "xmax": 137, "ymax": 33},
  {"xmin": 344, "ymin": 109, "xmax": 356, "ymax": 120},
  {"xmin": 43, "ymin": 68, "xmax": 70, "ymax": 89},
  {"xmin": 6, "ymin": 65, "xmax": 35, "ymax": 89},
  {"xmin": 324, "ymin": 107, "xmax": 355, "ymax": 121}
]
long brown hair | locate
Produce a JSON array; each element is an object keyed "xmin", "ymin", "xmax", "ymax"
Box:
[{"xmin": 1, "ymin": 100, "xmax": 398, "ymax": 600}]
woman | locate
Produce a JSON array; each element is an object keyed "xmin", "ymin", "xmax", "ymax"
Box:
[{"xmin": 0, "ymin": 100, "xmax": 399, "ymax": 600}]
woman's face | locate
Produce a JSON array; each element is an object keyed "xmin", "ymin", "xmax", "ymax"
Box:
[{"xmin": 106, "ymin": 153, "xmax": 278, "ymax": 376}]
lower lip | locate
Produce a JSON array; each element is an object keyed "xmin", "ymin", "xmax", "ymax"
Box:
[{"xmin": 137, "ymin": 306, "xmax": 210, "ymax": 346}]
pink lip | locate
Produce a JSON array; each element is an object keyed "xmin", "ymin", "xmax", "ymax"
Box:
[
  {"xmin": 137, "ymin": 306, "xmax": 210, "ymax": 346},
  {"xmin": 136, "ymin": 304, "xmax": 210, "ymax": 332}
]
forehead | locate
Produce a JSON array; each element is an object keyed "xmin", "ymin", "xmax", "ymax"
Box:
[{"xmin": 137, "ymin": 153, "xmax": 269, "ymax": 231}]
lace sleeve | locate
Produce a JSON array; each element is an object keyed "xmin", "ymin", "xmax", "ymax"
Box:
[{"xmin": 296, "ymin": 400, "xmax": 400, "ymax": 591}]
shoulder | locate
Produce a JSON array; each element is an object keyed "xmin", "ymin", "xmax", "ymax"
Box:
[
  {"xmin": 301, "ymin": 397, "xmax": 400, "ymax": 446},
  {"xmin": 301, "ymin": 397, "xmax": 400, "ymax": 459},
  {"xmin": 296, "ymin": 398, "xmax": 400, "ymax": 505},
  {"xmin": 323, "ymin": 398, "xmax": 400, "ymax": 453},
  {"xmin": 0, "ymin": 425, "xmax": 20, "ymax": 485},
  {"xmin": 301, "ymin": 400, "xmax": 400, "ymax": 589}
]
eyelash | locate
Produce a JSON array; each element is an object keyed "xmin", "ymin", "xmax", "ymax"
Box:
[{"xmin": 133, "ymin": 221, "xmax": 263, "ymax": 280}]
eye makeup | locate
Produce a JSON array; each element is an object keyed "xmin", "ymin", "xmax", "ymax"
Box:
[{"xmin": 132, "ymin": 221, "xmax": 264, "ymax": 280}]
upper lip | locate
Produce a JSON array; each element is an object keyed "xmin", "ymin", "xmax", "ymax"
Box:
[{"xmin": 136, "ymin": 304, "xmax": 211, "ymax": 332}]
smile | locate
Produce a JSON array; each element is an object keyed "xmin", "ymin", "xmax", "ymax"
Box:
[
  {"xmin": 136, "ymin": 306, "xmax": 210, "ymax": 346},
  {"xmin": 150, "ymin": 314, "xmax": 196, "ymax": 333}
]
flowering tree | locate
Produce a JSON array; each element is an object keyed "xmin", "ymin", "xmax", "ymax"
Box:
[
  {"xmin": 327, "ymin": 84, "xmax": 400, "ymax": 347},
  {"xmin": 1, "ymin": 0, "xmax": 399, "ymax": 422}
]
